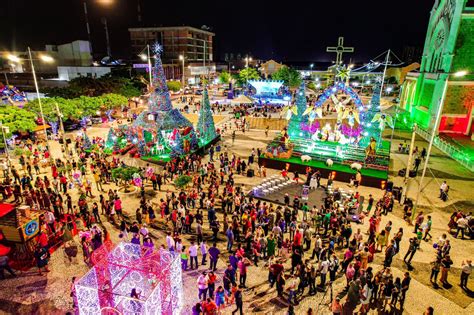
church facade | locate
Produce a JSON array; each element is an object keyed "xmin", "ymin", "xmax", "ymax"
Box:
[{"xmin": 400, "ymin": 0, "xmax": 474, "ymax": 136}]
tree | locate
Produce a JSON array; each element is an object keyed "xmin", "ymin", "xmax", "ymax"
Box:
[
  {"xmin": 43, "ymin": 75, "xmax": 144, "ymax": 98},
  {"xmin": 100, "ymin": 93, "xmax": 128, "ymax": 110},
  {"xmin": 272, "ymin": 66, "xmax": 302, "ymax": 89},
  {"xmin": 238, "ymin": 68, "xmax": 260, "ymax": 85},
  {"xmin": 111, "ymin": 166, "xmax": 141, "ymax": 192},
  {"xmin": 166, "ymin": 81, "xmax": 182, "ymax": 92},
  {"xmin": 0, "ymin": 106, "xmax": 37, "ymax": 136},
  {"xmin": 218, "ymin": 71, "xmax": 231, "ymax": 84},
  {"xmin": 288, "ymin": 82, "xmax": 309, "ymax": 139},
  {"xmin": 197, "ymin": 88, "xmax": 217, "ymax": 144},
  {"xmin": 174, "ymin": 175, "xmax": 192, "ymax": 189}
]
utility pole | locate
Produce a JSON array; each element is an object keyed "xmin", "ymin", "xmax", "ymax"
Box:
[
  {"xmin": 83, "ymin": 0, "xmax": 94, "ymax": 57},
  {"xmin": 102, "ymin": 17, "xmax": 112, "ymax": 57},
  {"xmin": 379, "ymin": 49, "xmax": 391, "ymax": 104},
  {"xmin": 54, "ymin": 102, "xmax": 68, "ymax": 158},
  {"xmin": 401, "ymin": 123, "xmax": 417, "ymax": 204}
]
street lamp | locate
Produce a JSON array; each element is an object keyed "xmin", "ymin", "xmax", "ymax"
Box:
[
  {"xmin": 9, "ymin": 49, "xmax": 54, "ymax": 151},
  {"xmin": 412, "ymin": 70, "xmax": 468, "ymax": 218},
  {"xmin": 0, "ymin": 123, "xmax": 10, "ymax": 165},
  {"xmin": 245, "ymin": 56, "xmax": 252, "ymax": 68},
  {"xmin": 179, "ymin": 55, "xmax": 185, "ymax": 97}
]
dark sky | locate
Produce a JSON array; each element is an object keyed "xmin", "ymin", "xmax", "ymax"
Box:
[{"xmin": 0, "ymin": 0, "xmax": 434, "ymax": 63}]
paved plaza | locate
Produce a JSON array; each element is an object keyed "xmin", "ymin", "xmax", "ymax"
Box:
[{"xmin": 0, "ymin": 110, "xmax": 472, "ymax": 314}]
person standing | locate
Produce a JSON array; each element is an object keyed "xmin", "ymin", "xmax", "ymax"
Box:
[
  {"xmin": 460, "ymin": 260, "xmax": 472, "ymax": 289},
  {"xmin": 237, "ymin": 257, "xmax": 250, "ymax": 288},
  {"xmin": 197, "ymin": 272, "xmax": 209, "ymax": 301},
  {"xmin": 403, "ymin": 238, "xmax": 418, "ymax": 265},
  {"xmin": 440, "ymin": 255, "xmax": 453, "ymax": 285},
  {"xmin": 209, "ymin": 243, "xmax": 220, "ymax": 271},
  {"xmin": 400, "ymin": 272, "xmax": 411, "ymax": 307},
  {"xmin": 430, "ymin": 257, "xmax": 442, "ymax": 285},
  {"xmin": 414, "ymin": 211, "xmax": 424, "ymax": 233},
  {"xmin": 423, "ymin": 215, "xmax": 432, "ymax": 241},
  {"xmin": 231, "ymin": 285, "xmax": 243, "ymax": 315},
  {"xmin": 189, "ymin": 241, "xmax": 198, "ymax": 270},
  {"xmin": 0, "ymin": 255, "xmax": 16, "ymax": 279}
]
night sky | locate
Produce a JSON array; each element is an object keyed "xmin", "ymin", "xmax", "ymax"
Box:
[{"xmin": 0, "ymin": 0, "xmax": 435, "ymax": 63}]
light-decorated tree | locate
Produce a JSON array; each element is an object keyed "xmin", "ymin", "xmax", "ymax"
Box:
[
  {"xmin": 288, "ymin": 82, "xmax": 309, "ymax": 139},
  {"xmin": 82, "ymin": 132, "xmax": 92, "ymax": 150},
  {"xmin": 218, "ymin": 71, "xmax": 231, "ymax": 84},
  {"xmin": 197, "ymin": 88, "xmax": 217, "ymax": 145}
]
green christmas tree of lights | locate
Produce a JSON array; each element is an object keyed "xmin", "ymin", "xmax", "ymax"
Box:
[
  {"xmin": 197, "ymin": 88, "xmax": 217, "ymax": 145},
  {"xmin": 288, "ymin": 82, "xmax": 309, "ymax": 139},
  {"xmin": 83, "ymin": 132, "xmax": 92, "ymax": 150}
]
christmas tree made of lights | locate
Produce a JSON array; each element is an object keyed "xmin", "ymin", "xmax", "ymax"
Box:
[
  {"xmin": 288, "ymin": 82, "xmax": 309, "ymax": 139},
  {"xmin": 133, "ymin": 43, "xmax": 197, "ymax": 155},
  {"xmin": 197, "ymin": 88, "xmax": 217, "ymax": 145}
]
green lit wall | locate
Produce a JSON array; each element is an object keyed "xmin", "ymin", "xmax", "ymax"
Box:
[{"xmin": 399, "ymin": 0, "xmax": 473, "ymax": 134}]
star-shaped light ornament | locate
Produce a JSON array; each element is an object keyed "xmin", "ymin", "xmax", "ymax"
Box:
[
  {"xmin": 336, "ymin": 66, "xmax": 351, "ymax": 82},
  {"xmin": 152, "ymin": 42, "xmax": 163, "ymax": 55}
]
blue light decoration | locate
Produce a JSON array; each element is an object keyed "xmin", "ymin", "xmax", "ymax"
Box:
[
  {"xmin": 288, "ymin": 82, "xmax": 309, "ymax": 139},
  {"xmin": 24, "ymin": 220, "xmax": 39, "ymax": 236},
  {"xmin": 314, "ymin": 82, "xmax": 364, "ymax": 108}
]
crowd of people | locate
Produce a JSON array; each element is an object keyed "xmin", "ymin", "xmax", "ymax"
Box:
[{"xmin": 0, "ymin": 116, "xmax": 471, "ymax": 315}]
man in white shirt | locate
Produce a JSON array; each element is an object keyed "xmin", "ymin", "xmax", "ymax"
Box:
[
  {"xmin": 197, "ymin": 272, "xmax": 209, "ymax": 300},
  {"xmin": 45, "ymin": 210, "xmax": 56, "ymax": 233},
  {"xmin": 189, "ymin": 241, "xmax": 198, "ymax": 270},
  {"xmin": 455, "ymin": 216, "xmax": 468, "ymax": 239},
  {"xmin": 460, "ymin": 260, "xmax": 472, "ymax": 289},
  {"xmin": 166, "ymin": 232, "xmax": 175, "ymax": 251},
  {"xmin": 319, "ymin": 258, "xmax": 330, "ymax": 288},
  {"xmin": 287, "ymin": 274, "xmax": 300, "ymax": 305}
]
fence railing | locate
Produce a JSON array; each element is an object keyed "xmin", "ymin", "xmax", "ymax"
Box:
[{"xmin": 416, "ymin": 128, "xmax": 474, "ymax": 172}]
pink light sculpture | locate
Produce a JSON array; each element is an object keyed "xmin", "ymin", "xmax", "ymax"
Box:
[{"xmin": 75, "ymin": 242, "xmax": 183, "ymax": 315}]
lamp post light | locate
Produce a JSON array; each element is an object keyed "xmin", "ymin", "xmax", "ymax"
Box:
[
  {"xmin": 9, "ymin": 50, "xmax": 54, "ymax": 150},
  {"xmin": 245, "ymin": 56, "xmax": 252, "ymax": 68},
  {"xmin": 179, "ymin": 55, "xmax": 185, "ymax": 97},
  {"xmin": 412, "ymin": 70, "xmax": 468, "ymax": 219},
  {"xmin": 0, "ymin": 122, "xmax": 10, "ymax": 165}
]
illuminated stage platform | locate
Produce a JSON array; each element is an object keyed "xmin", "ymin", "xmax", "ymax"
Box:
[
  {"xmin": 248, "ymin": 80, "xmax": 291, "ymax": 105},
  {"xmin": 259, "ymin": 139, "xmax": 390, "ymax": 188}
]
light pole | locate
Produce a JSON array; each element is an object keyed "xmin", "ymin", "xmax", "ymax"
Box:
[
  {"xmin": 0, "ymin": 122, "xmax": 10, "ymax": 165},
  {"xmin": 401, "ymin": 123, "xmax": 417, "ymax": 204},
  {"xmin": 245, "ymin": 56, "xmax": 252, "ymax": 68},
  {"xmin": 179, "ymin": 54, "xmax": 185, "ymax": 97},
  {"xmin": 412, "ymin": 70, "xmax": 468, "ymax": 219},
  {"xmin": 54, "ymin": 102, "xmax": 68, "ymax": 158},
  {"xmin": 140, "ymin": 44, "xmax": 153, "ymax": 91}
]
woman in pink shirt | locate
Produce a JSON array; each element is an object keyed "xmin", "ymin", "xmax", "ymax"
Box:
[{"xmin": 346, "ymin": 263, "xmax": 355, "ymax": 286}]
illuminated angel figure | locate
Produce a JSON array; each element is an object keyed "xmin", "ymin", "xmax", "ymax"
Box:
[
  {"xmin": 282, "ymin": 105, "xmax": 298, "ymax": 120},
  {"xmin": 371, "ymin": 113, "xmax": 394, "ymax": 131},
  {"xmin": 331, "ymin": 94, "xmax": 352, "ymax": 120},
  {"xmin": 342, "ymin": 109, "xmax": 360, "ymax": 128},
  {"xmin": 302, "ymin": 106, "xmax": 323, "ymax": 122}
]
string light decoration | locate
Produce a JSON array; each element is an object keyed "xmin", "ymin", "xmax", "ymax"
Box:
[
  {"xmin": 287, "ymin": 82, "xmax": 309, "ymax": 139},
  {"xmin": 196, "ymin": 88, "xmax": 218, "ymax": 145},
  {"xmin": 104, "ymin": 42, "xmax": 199, "ymax": 159},
  {"xmin": 75, "ymin": 242, "xmax": 183, "ymax": 315}
]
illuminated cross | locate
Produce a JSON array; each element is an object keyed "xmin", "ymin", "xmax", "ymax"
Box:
[{"xmin": 326, "ymin": 37, "xmax": 354, "ymax": 65}]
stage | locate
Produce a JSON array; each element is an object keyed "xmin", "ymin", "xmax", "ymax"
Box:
[
  {"xmin": 249, "ymin": 183, "xmax": 327, "ymax": 209},
  {"xmin": 258, "ymin": 152, "xmax": 388, "ymax": 189}
]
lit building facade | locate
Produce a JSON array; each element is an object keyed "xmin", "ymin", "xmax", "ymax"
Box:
[
  {"xmin": 400, "ymin": 0, "xmax": 474, "ymax": 135},
  {"xmin": 129, "ymin": 26, "xmax": 214, "ymax": 64}
]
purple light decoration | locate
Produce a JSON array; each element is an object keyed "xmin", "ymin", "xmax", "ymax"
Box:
[
  {"xmin": 301, "ymin": 121, "xmax": 320, "ymax": 133},
  {"xmin": 340, "ymin": 124, "xmax": 363, "ymax": 138},
  {"xmin": 75, "ymin": 242, "xmax": 183, "ymax": 315}
]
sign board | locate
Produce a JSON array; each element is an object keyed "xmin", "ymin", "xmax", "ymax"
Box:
[{"xmin": 302, "ymin": 185, "xmax": 309, "ymax": 201}]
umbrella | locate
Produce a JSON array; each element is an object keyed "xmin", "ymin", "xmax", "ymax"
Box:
[{"xmin": 0, "ymin": 243, "xmax": 11, "ymax": 256}]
